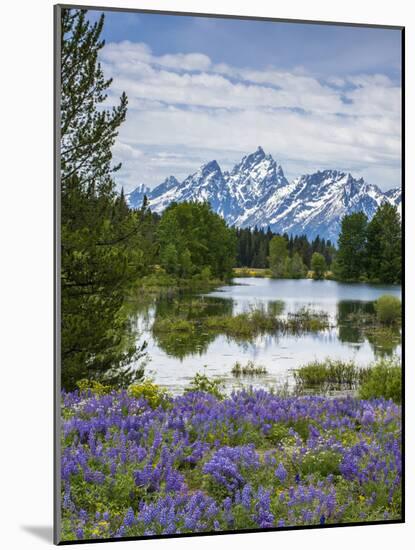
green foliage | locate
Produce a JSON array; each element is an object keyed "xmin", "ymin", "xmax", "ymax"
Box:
[
  {"xmin": 235, "ymin": 227, "xmax": 335, "ymax": 272},
  {"xmin": 268, "ymin": 235, "xmax": 288, "ymax": 277},
  {"xmin": 60, "ymin": 9, "xmax": 152, "ymax": 390},
  {"xmin": 335, "ymin": 212, "xmax": 368, "ymax": 280},
  {"xmin": 374, "ymin": 295, "xmax": 401, "ymax": 325},
  {"xmin": 366, "ymin": 203, "xmax": 402, "ymax": 284},
  {"xmin": 288, "ymin": 252, "xmax": 308, "ymax": 279},
  {"xmin": 298, "ymin": 450, "xmax": 342, "ymax": 477},
  {"xmin": 293, "ymin": 357, "xmax": 402, "ymax": 403},
  {"xmin": 311, "ymin": 252, "xmax": 327, "ymax": 280},
  {"xmin": 184, "ymin": 372, "xmax": 225, "ymax": 400},
  {"xmin": 128, "ymin": 381, "xmax": 170, "ymax": 408},
  {"xmin": 60, "ymin": 8, "xmax": 127, "ymax": 190},
  {"xmin": 159, "ymin": 243, "xmax": 179, "ymax": 274},
  {"xmin": 267, "ymin": 423, "xmax": 292, "ymax": 444},
  {"xmin": 336, "ymin": 203, "xmax": 401, "ymax": 284},
  {"xmin": 157, "ymin": 202, "xmax": 236, "ymax": 280},
  {"xmin": 233, "ymin": 267, "xmax": 272, "ymax": 278},
  {"xmin": 76, "ymin": 379, "xmax": 112, "ymax": 395},
  {"xmin": 358, "ymin": 357, "xmax": 402, "ymax": 403}
]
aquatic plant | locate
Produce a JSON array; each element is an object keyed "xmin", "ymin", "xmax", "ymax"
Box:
[
  {"xmin": 231, "ymin": 360, "xmax": 268, "ymax": 377},
  {"xmin": 293, "ymin": 359, "xmax": 363, "ymax": 392}
]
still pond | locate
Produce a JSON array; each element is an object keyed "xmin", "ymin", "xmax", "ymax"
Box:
[{"xmin": 131, "ymin": 278, "xmax": 401, "ymax": 393}]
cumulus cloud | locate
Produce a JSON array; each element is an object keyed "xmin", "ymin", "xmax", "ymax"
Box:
[{"xmin": 100, "ymin": 41, "xmax": 401, "ymax": 192}]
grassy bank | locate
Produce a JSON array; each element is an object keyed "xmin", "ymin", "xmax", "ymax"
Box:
[
  {"xmin": 232, "ymin": 267, "xmax": 336, "ymax": 280},
  {"xmin": 134, "ymin": 271, "xmax": 225, "ymax": 296},
  {"xmin": 233, "ymin": 267, "xmax": 272, "ymax": 278}
]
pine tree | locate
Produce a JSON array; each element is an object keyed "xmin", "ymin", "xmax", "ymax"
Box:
[
  {"xmin": 335, "ymin": 212, "xmax": 368, "ymax": 281},
  {"xmin": 366, "ymin": 203, "xmax": 402, "ymax": 283},
  {"xmin": 60, "ymin": 9, "xmax": 146, "ymax": 390}
]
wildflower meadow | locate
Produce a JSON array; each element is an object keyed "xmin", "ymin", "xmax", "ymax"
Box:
[{"xmin": 61, "ymin": 388, "xmax": 401, "ymax": 541}]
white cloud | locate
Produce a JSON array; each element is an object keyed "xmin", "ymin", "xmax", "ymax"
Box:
[{"xmin": 100, "ymin": 41, "xmax": 401, "ymax": 192}]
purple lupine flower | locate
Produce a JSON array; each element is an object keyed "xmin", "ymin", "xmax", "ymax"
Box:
[
  {"xmin": 362, "ymin": 409, "xmax": 375, "ymax": 425},
  {"xmin": 275, "ymin": 462, "xmax": 288, "ymax": 483},
  {"xmin": 241, "ymin": 484, "xmax": 252, "ymax": 510},
  {"xmin": 256, "ymin": 487, "xmax": 274, "ymax": 529},
  {"xmin": 123, "ymin": 507, "xmax": 135, "ymax": 528},
  {"xmin": 60, "ymin": 388, "xmax": 401, "ymax": 537}
]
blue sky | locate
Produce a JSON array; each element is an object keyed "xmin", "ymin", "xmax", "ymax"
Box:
[{"xmin": 87, "ymin": 8, "xmax": 402, "ymax": 192}]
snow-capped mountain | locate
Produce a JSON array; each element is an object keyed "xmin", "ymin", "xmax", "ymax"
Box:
[
  {"xmin": 126, "ymin": 183, "xmax": 150, "ymax": 210},
  {"xmin": 126, "ymin": 147, "xmax": 401, "ymax": 243},
  {"xmin": 225, "ymin": 147, "xmax": 290, "ymax": 226},
  {"xmin": 385, "ymin": 187, "xmax": 402, "ymax": 215},
  {"xmin": 260, "ymin": 170, "xmax": 389, "ymax": 242}
]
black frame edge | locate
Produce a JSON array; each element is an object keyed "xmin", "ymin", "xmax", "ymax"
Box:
[
  {"xmin": 55, "ymin": 2, "xmax": 404, "ymax": 30},
  {"xmin": 54, "ymin": 3, "xmax": 63, "ymax": 545}
]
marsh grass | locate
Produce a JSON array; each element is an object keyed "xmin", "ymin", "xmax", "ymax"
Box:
[
  {"xmin": 231, "ymin": 360, "xmax": 268, "ymax": 377},
  {"xmin": 152, "ymin": 305, "xmax": 330, "ymax": 341},
  {"xmin": 293, "ymin": 359, "xmax": 366, "ymax": 392},
  {"xmin": 294, "ymin": 357, "xmax": 401, "ymax": 402}
]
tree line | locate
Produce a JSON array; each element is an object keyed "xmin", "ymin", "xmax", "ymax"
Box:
[
  {"xmin": 235, "ymin": 226, "xmax": 335, "ymax": 270},
  {"xmin": 334, "ymin": 203, "xmax": 401, "ymax": 284}
]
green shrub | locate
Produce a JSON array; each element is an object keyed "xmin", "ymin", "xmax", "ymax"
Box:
[
  {"xmin": 358, "ymin": 358, "xmax": 402, "ymax": 403},
  {"xmin": 128, "ymin": 380, "xmax": 170, "ymax": 408},
  {"xmin": 184, "ymin": 372, "xmax": 225, "ymax": 400},
  {"xmin": 76, "ymin": 379, "xmax": 112, "ymax": 395},
  {"xmin": 374, "ymin": 295, "xmax": 401, "ymax": 325}
]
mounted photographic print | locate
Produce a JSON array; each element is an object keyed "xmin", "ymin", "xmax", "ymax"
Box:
[{"xmin": 54, "ymin": 4, "xmax": 404, "ymax": 544}]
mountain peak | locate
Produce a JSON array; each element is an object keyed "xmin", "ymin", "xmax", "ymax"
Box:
[
  {"xmin": 163, "ymin": 175, "xmax": 179, "ymax": 186},
  {"xmin": 126, "ymin": 183, "xmax": 151, "ymax": 209},
  {"xmin": 200, "ymin": 159, "xmax": 221, "ymax": 174},
  {"xmin": 124, "ymin": 149, "xmax": 400, "ymax": 243},
  {"xmin": 249, "ymin": 145, "xmax": 266, "ymax": 161}
]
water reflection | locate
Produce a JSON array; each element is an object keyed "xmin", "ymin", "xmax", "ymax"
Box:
[
  {"xmin": 336, "ymin": 299, "xmax": 400, "ymax": 356},
  {"xmin": 129, "ymin": 278, "xmax": 401, "ymax": 392}
]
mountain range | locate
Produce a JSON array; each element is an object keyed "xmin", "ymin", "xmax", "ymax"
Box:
[{"xmin": 126, "ymin": 146, "xmax": 401, "ymax": 243}]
